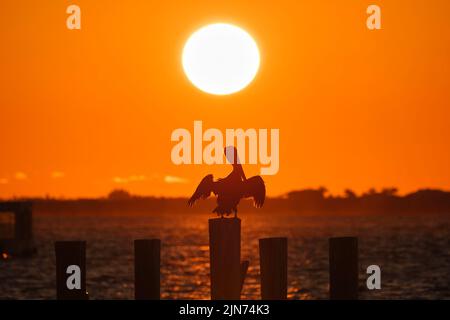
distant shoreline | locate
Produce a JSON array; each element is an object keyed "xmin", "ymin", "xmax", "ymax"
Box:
[{"xmin": 2, "ymin": 188, "xmax": 450, "ymax": 216}]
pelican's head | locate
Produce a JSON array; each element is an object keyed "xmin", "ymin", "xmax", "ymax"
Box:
[{"xmin": 224, "ymin": 146, "xmax": 241, "ymax": 166}]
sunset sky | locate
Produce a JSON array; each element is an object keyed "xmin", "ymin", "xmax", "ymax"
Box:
[{"xmin": 1, "ymin": 0, "xmax": 449, "ymax": 198}]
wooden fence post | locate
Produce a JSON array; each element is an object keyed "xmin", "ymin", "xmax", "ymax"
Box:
[
  {"xmin": 329, "ymin": 236, "xmax": 358, "ymax": 300},
  {"xmin": 209, "ymin": 218, "xmax": 242, "ymax": 300},
  {"xmin": 259, "ymin": 237, "xmax": 288, "ymax": 299},
  {"xmin": 55, "ymin": 241, "xmax": 88, "ymax": 300},
  {"xmin": 134, "ymin": 239, "xmax": 161, "ymax": 300}
]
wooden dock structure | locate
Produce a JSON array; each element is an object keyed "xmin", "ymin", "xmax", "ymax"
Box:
[{"xmin": 0, "ymin": 201, "xmax": 35, "ymax": 257}]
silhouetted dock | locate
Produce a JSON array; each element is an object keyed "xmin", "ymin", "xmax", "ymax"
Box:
[{"xmin": 0, "ymin": 201, "xmax": 36, "ymax": 257}]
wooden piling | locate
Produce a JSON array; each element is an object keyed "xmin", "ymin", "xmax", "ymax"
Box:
[
  {"xmin": 55, "ymin": 241, "xmax": 88, "ymax": 300},
  {"xmin": 15, "ymin": 202, "xmax": 33, "ymax": 243},
  {"xmin": 134, "ymin": 239, "xmax": 161, "ymax": 300},
  {"xmin": 209, "ymin": 218, "xmax": 241, "ymax": 300},
  {"xmin": 329, "ymin": 236, "xmax": 358, "ymax": 300},
  {"xmin": 259, "ymin": 237, "xmax": 288, "ymax": 299}
]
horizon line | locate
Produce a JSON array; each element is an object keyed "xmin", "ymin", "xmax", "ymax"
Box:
[{"xmin": 1, "ymin": 186, "xmax": 449, "ymax": 202}]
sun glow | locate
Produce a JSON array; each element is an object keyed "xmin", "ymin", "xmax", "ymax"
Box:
[{"xmin": 182, "ymin": 23, "xmax": 260, "ymax": 95}]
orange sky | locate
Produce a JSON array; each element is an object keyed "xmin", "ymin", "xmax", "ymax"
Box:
[{"xmin": 1, "ymin": 0, "xmax": 449, "ymax": 198}]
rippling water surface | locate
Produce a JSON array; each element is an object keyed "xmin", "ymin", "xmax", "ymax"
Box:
[{"xmin": 1, "ymin": 211, "xmax": 449, "ymax": 299}]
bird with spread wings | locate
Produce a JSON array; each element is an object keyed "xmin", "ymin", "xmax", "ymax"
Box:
[{"xmin": 188, "ymin": 146, "xmax": 266, "ymax": 217}]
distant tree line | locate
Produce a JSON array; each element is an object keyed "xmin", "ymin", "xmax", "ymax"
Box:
[
  {"xmin": 285, "ymin": 187, "xmax": 450, "ymax": 215},
  {"xmin": 4, "ymin": 187, "xmax": 450, "ymax": 215}
]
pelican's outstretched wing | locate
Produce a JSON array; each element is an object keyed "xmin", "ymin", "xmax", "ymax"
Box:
[
  {"xmin": 243, "ymin": 176, "xmax": 266, "ymax": 208},
  {"xmin": 188, "ymin": 174, "xmax": 215, "ymax": 207}
]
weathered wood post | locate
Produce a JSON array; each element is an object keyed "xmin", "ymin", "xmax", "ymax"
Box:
[
  {"xmin": 209, "ymin": 218, "xmax": 242, "ymax": 299},
  {"xmin": 14, "ymin": 202, "xmax": 33, "ymax": 246},
  {"xmin": 329, "ymin": 236, "xmax": 358, "ymax": 300},
  {"xmin": 134, "ymin": 239, "xmax": 161, "ymax": 300},
  {"xmin": 259, "ymin": 237, "xmax": 288, "ymax": 299},
  {"xmin": 55, "ymin": 241, "xmax": 88, "ymax": 300}
]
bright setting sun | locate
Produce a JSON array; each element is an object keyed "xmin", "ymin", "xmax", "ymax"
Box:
[{"xmin": 182, "ymin": 23, "xmax": 260, "ymax": 95}]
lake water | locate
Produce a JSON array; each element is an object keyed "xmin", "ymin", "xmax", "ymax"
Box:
[{"xmin": 1, "ymin": 211, "xmax": 449, "ymax": 299}]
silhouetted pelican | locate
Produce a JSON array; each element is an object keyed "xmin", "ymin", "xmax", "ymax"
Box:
[{"xmin": 188, "ymin": 146, "xmax": 266, "ymax": 217}]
